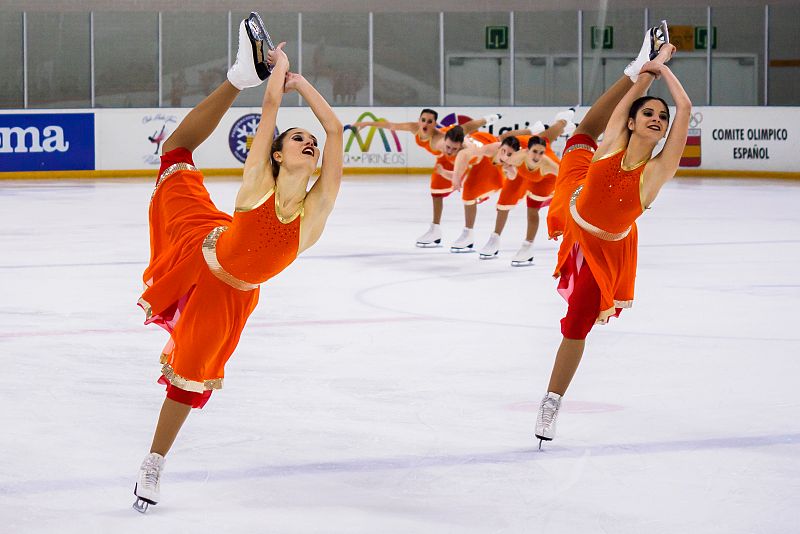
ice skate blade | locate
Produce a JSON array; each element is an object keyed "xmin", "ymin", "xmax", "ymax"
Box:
[
  {"xmin": 511, "ymin": 259, "xmax": 534, "ymax": 267},
  {"xmin": 450, "ymin": 245, "xmax": 475, "ymax": 253},
  {"xmin": 479, "ymin": 252, "xmax": 498, "ymax": 260},
  {"xmin": 535, "ymin": 435, "xmax": 552, "ymax": 450},
  {"xmin": 245, "ymin": 12, "xmax": 274, "ymax": 79},
  {"xmin": 132, "ymin": 497, "xmax": 155, "ymax": 513},
  {"xmin": 416, "ymin": 240, "xmax": 442, "ymax": 248},
  {"xmin": 649, "ymin": 20, "xmax": 670, "ymax": 60}
]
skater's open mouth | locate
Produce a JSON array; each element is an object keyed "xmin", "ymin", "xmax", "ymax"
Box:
[
  {"xmin": 302, "ymin": 147, "xmax": 315, "ymax": 156},
  {"xmin": 647, "ymin": 124, "xmax": 661, "ymax": 131}
]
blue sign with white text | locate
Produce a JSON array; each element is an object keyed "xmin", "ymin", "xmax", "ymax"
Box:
[{"xmin": 0, "ymin": 113, "xmax": 95, "ymax": 172}]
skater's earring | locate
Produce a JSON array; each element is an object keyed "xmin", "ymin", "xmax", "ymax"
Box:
[{"xmin": 273, "ymin": 152, "xmax": 283, "ymax": 164}]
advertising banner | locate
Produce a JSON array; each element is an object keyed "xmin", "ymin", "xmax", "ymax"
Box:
[
  {"xmin": 0, "ymin": 113, "xmax": 95, "ymax": 172},
  {"xmin": 2, "ymin": 106, "xmax": 798, "ymax": 176}
]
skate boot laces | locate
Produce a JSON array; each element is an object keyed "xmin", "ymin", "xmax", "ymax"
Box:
[
  {"xmin": 538, "ymin": 395, "xmax": 560, "ymax": 429},
  {"xmin": 140, "ymin": 455, "xmax": 163, "ymax": 489}
]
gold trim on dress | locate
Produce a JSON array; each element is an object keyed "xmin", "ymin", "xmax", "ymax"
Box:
[
  {"xmin": 151, "ymin": 162, "xmax": 199, "ymax": 201},
  {"xmin": 138, "ymin": 298, "xmax": 153, "ymax": 321},
  {"xmin": 431, "ymin": 187, "xmax": 455, "ymax": 194},
  {"xmin": 274, "ymin": 188, "xmax": 305, "ymax": 224},
  {"xmin": 564, "ymin": 143, "xmax": 596, "ymax": 156},
  {"xmin": 621, "ymin": 155, "xmax": 650, "ymax": 172},
  {"xmin": 234, "ymin": 187, "xmax": 275, "ymax": 213},
  {"xmin": 527, "ymin": 192, "xmax": 554, "ymax": 201},
  {"xmin": 161, "ymin": 363, "xmax": 223, "ymax": 392},
  {"xmin": 201, "ymin": 226, "xmax": 259, "ymax": 291},
  {"xmin": 569, "ymin": 185, "xmax": 632, "ymax": 241},
  {"xmin": 592, "ymin": 146, "xmax": 625, "ymax": 163}
]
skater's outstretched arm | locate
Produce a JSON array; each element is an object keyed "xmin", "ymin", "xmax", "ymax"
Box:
[
  {"xmin": 352, "ymin": 119, "xmax": 418, "ymax": 133},
  {"xmin": 461, "ymin": 114, "xmax": 501, "ymax": 135},
  {"xmin": 595, "ymin": 45, "xmax": 675, "ymax": 158},
  {"xmin": 241, "ymin": 42, "xmax": 290, "ymax": 188},
  {"xmin": 296, "ymin": 73, "xmax": 343, "ymax": 253},
  {"xmin": 641, "ymin": 65, "xmax": 691, "ymax": 206},
  {"xmin": 594, "ymin": 73, "xmax": 656, "ymax": 158}
]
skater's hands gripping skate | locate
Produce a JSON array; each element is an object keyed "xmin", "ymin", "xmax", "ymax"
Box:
[
  {"xmin": 267, "ymin": 42, "xmax": 289, "ymax": 70},
  {"xmin": 283, "ymin": 72, "xmax": 307, "ymax": 93}
]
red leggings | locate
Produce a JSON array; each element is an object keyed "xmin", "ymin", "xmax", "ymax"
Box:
[{"xmin": 560, "ymin": 255, "xmax": 621, "ymax": 340}]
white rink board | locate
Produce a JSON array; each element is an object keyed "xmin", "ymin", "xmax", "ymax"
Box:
[{"xmin": 1, "ymin": 107, "xmax": 799, "ymax": 173}]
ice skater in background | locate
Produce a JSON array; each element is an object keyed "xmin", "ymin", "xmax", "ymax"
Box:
[
  {"xmin": 351, "ymin": 110, "xmax": 502, "ymax": 248},
  {"xmin": 477, "ymin": 111, "xmax": 573, "ymax": 265},
  {"xmin": 132, "ymin": 12, "xmax": 343, "ymax": 511},
  {"xmin": 535, "ymin": 22, "xmax": 690, "ymax": 447}
]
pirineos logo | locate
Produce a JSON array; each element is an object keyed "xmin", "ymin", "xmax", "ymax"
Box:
[
  {"xmin": 0, "ymin": 113, "xmax": 95, "ymax": 172},
  {"xmin": 344, "ymin": 112, "xmax": 406, "ymax": 166}
]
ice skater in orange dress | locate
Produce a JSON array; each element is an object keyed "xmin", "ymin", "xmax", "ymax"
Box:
[
  {"xmin": 132, "ymin": 13, "xmax": 343, "ymax": 512},
  {"xmin": 533, "ymin": 22, "xmax": 689, "ymax": 447},
  {"xmin": 447, "ymin": 131, "xmax": 512, "ymax": 252},
  {"xmin": 476, "ymin": 114, "xmax": 571, "ymax": 265},
  {"xmin": 351, "ymin": 111, "xmax": 501, "ymax": 247}
]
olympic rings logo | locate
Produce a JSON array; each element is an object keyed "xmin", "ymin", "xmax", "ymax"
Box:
[{"xmin": 689, "ymin": 112, "xmax": 703, "ymax": 129}]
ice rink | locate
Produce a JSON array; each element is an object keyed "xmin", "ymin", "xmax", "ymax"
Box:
[{"xmin": 1, "ymin": 174, "xmax": 798, "ymax": 533}]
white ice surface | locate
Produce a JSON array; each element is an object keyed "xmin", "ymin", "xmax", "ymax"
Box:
[{"xmin": 0, "ymin": 175, "xmax": 798, "ymax": 533}]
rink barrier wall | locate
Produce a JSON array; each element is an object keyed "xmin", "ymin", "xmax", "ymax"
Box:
[{"xmin": 1, "ymin": 107, "xmax": 799, "ymax": 179}]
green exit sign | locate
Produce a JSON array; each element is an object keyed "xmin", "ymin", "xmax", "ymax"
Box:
[
  {"xmin": 486, "ymin": 26, "xmax": 508, "ymax": 50},
  {"xmin": 694, "ymin": 26, "xmax": 717, "ymax": 50},
  {"xmin": 591, "ymin": 26, "xmax": 614, "ymax": 49}
]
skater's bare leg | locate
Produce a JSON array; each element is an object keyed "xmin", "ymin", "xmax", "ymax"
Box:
[
  {"xmin": 574, "ymin": 77, "xmax": 634, "ymax": 141},
  {"xmin": 149, "ymin": 398, "xmax": 191, "ymax": 457},
  {"xmin": 546, "ymin": 337, "xmax": 585, "ymax": 396},
  {"xmin": 464, "ymin": 203, "xmax": 478, "ymax": 229},
  {"xmin": 432, "ymin": 196, "xmax": 444, "ymax": 225},
  {"xmin": 525, "ymin": 207, "xmax": 540, "ymax": 242},
  {"xmin": 493, "ymin": 209, "xmax": 510, "ymax": 235},
  {"xmin": 163, "ymin": 81, "xmax": 241, "ymax": 154}
]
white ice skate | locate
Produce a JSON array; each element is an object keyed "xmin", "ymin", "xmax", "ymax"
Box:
[
  {"xmin": 535, "ymin": 392, "xmax": 562, "ymax": 449},
  {"xmin": 563, "ymin": 121, "xmax": 577, "ymax": 137},
  {"xmin": 227, "ymin": 12, "xmax": 275, "ymax": 90},
  {"xmin": 482, "ymin": 113, "xmax": 503, "ymax": 126},
  {"xmin": 132, "ymin": 452, "xmax": 166, "ymax": 513},
  {"xmin": 553, "ymin": 108, "xmax": 575, "ymax": 125},
  {"xmin": 416, "ymin": 223, "xmax": 442, "ymax": 248},
  {"xmin": 624, "ymin": 20, "xmax": 670, "ymax": 82},
  {"xmin": 529, "ymin": 120, "xmax": 546, "ymax": 135},
  {"xmin": 511, "ymin": 240, "xmax": 534, "ymax": 266},
  {"xmin": 450, "ymin": 227, "xmax": 475, "ymax": 253},
  {"xmin": 479, "ymin": 232, "xmax": 501, "ymax": 259}
]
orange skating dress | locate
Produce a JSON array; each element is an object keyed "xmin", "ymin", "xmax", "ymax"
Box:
[
  {"xmin": 498, "ymin": 137, "xmax": 559, "ymax": 209},
  {"xmin": 431, "ymin": 152, "xmax": 456, "ymax": 197},
  {"xmin": 553, "ymin": 146, "xmax": 647, "ymax": 323},
  {"xmin": 547, "ymin": 134, "xmax": 596, "ymax": 239},
  {"xmin": 461, "ymin": 132, "xmax": 503, "ymax": 204},
  {"xmin": 138, "ymin": 156, "xmax": 301, "ymax": 406},
  {"xmin": 428, "ymin": 125, "xmax": 457, "ymax": 197},
  {"xmin": 415, "ymin": 131, "xmax": 443, "ymax": 156}
]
